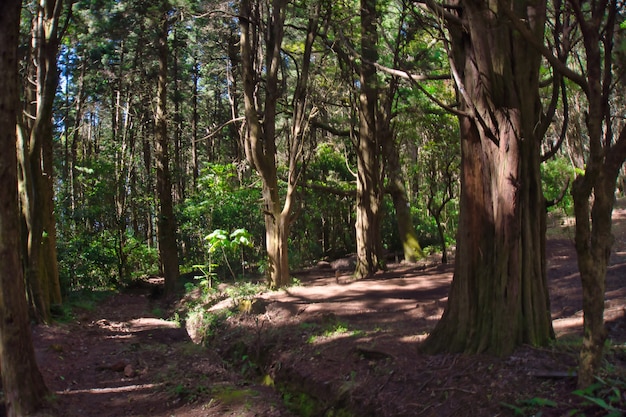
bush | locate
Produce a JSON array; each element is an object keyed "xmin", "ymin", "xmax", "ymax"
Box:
[{"xmin": 542, "ymin": 156, "xmax": 576, "ymax": 215}]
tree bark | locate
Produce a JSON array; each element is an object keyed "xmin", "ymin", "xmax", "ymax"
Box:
[
  {"xmin": 0, "ymin": 1, "xmax": 51, "ymax": 413},
  {"xmin": 155, "ymin": 2, "xmax": 180, "ymax": 295},
  {"xmin": 354, "ymin": 0, "xmax": 383, "ymax": 278},
  {"xmin": 423, "ymin": 0, "xmax": 554, "ymax": 355}
]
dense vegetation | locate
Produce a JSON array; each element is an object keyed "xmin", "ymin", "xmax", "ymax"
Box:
[{"xmin": 51, "ymin": 0, "xmax": 464, "ymax": 289}]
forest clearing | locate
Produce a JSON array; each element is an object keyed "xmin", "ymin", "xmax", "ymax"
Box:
[{"xmin": 30, "ymin": 208, "xmax": 626, "ymax": 417}]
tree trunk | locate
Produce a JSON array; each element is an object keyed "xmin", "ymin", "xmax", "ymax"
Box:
[
  {"xmin": 0, "ymin": 1, "xmax": 51, "ymax": 413},
  {"xmin": 155, "ymin": 2, "xmax": 180, "ymax": 295},
  {"xmin": 566, "ymin": 1, "xmax": 626, "ymax": 387},
  {"xmin": 240, "ymin": 0, "xmax": 297, "ymax": 288},
  {"xmin": 191, "ymin": 59, "xmax": 199, "ymax": 187},
  {"xmin": 381, "ymin": 104, "xmax": 424, "ymax": 263},
  {"xmin": 17, "ymin": 0, "xmax": 65, "ymax": 321},
  {"xmin": 423, "ymin": 0, "xmax": 553, "ymax": 355},
  {"xmin": 354, "ymin": 0, "xmax": 383, "ymax": 279}
]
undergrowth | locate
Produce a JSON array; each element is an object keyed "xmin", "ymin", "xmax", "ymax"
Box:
[{"xmin": 502, "ymin": 342, "xmax": 626, "ymax": 416}]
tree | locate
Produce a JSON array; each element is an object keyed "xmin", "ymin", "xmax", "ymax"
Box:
[
  {"xmin": 154, "ymin": 0, "xmax": 180, "ymax": 295},
  {"xmin": 353, "ymin": 0, "xmax": 384, "ymax": 278},
  {"xmin": 0, "ymin": 0, "xmax": 51, "ymax": 413},
  {"xmin": 239, "ymin": 0, "xmax": 323, "ymax": 287},
  {"xmin": 568, "ymin": 0, "xmax": 626, "ymax": 388},
  {"xmin": 17, "ymin": 0, "xmax": 67, "ymax": 321},
  {"xmin": 507, "ymin": 0, "xmax": 626, "ymax": 388},
  {"xmin": 423, "ymin": 0, "xmax": 554, "ymax": 354}
]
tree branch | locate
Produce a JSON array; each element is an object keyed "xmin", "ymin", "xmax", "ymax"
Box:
[
  {"xmin": 198, "ymin": 116, "xmax": 246, "ymax": 143},
  {"xmin": 498, "ymin": 2, "xmax": 589, "ymax": 95}
]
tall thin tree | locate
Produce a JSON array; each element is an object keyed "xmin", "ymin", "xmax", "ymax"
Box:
[
  {"xmin": 354, "ymin": 0, "xmax": 384, "ymax": 278},
  {"xmin": 154, "ymin": 0, "xmax": 180, "ymax": 295}
]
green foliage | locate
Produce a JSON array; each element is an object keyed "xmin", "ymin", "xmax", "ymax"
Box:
[
  {"xmin": 501, "ymin": 397, "xmax": 557, "ymax": 416},
  {"xmin": 57, "ymin": 228, "xmax": 159, "ymax": 290},
  {"xmin": 280, "ymin": 384, "xmax": 354, "ymax": 417},
  {"xmin": 542, "ymin": 156, "xmax": 576, "ymax": 215},
  {"xmin": 223, "ymin": 281, "xmax": 264, "ymax": 303},
  {"xmin": 211, "ymin": 385, "xmax": 259, "ymax": 406},
  {"xmin": 293, "ymin": 143, "xmax": 356, "ymax": 262},
  {"xmin": 572, "ymin": 377, "xmax": 626, "ymax": 416},
  {"xmin": 178, "ymin": 164, "xmax": 264, "ymax": 274},
  {"xmin": 306, "ymin": 320, "xmax": 362, "ymax": 343},
  {"xmin": 281, "ymin": 389, "xmax": 317, "ymax": 417},
  {"xmin": 167, "ymin": 381, "xmax": 210, "ymax": 403},
  {"xmin": 501, "ymin": 375, "xmax": 626, "ymax": 416},
  {"xmin": 57, "ymin": 231, "xmax": 117, "ymax": 290},
  {"xmin": 187, "ymin": 308, "xmax": 232, "ymax": 344},
  {"xmin": 199, "ymin": 228, "xmax": 254, "ymax": 281},
  {"xmin": 51, "ymin": 289, "xmax": 114, "ymax": 322}
]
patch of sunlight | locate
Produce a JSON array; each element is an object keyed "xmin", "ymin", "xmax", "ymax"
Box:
[{"xmin": 60, "ymin": 383, "xmax": 164, "ymax": 395}]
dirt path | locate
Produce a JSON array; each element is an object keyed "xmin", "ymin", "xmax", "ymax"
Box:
[{"xmin": 31, "ymin": 208, "xmax": 626, "ymax": 417}]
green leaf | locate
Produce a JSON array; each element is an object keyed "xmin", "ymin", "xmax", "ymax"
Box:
[{"xmin": 580, "ymin": 395, "xmax": 614, "ymax": 410}]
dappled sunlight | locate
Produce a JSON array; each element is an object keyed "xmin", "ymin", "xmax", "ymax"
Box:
[
  {"xmin": 553, "ymin": 316, "xmax": 583, "ymax": 337},
  {"xmin": 127, "ymin": 317, "xmax": 180, "ymax": 331},
  {"xmin": 59, "ymin": 382, "xmax": 164, "ymax": 395}
]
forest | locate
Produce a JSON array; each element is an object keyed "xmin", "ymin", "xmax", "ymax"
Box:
[{"xmin": 0, "ymin": 0, "xmax": 625, "ymax": 415}]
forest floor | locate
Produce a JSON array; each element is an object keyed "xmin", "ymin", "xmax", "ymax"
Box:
[{"xmin": 30, "ymin": 205, "xmax": 626, "ymax": 417}]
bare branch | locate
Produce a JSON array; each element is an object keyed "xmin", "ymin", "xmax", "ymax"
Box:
[
  {"xmin": 498, "ymin": 2, "xmax": 589, "ymax": 94},
  {"xmin": 197, "ymin": 116, "xmax": 245, "ymax": 143}
]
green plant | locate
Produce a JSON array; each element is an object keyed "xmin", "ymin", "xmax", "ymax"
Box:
[
  {"xmin": 167, "ymin": 382, "xmax": 209, "ymax": 403},
  {"xmin": 542, "ymin": 156, "xmax": 576, "ymax": 215},
  {"xmin": 186, "ymin": 308, "xmax": 232, "ymax": 344},
  {"xmin": 501, "ymin": 397, "xmax": 557, "ymax": 416},
  {"xmin": 204, "ymin": 228, "xmax": 254, "ymax": 281},
  {"xmin": 281, "ymin": 389, "xmax": 317, "ymax": 417},
  {"xmin": 572, "ymin": 376, "xmax": 626, "ymax": 416}
]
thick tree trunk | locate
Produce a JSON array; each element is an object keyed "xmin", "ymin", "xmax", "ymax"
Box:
[
  {"xmin": 354, "ymin": 0, "xmax": 383, "ymax": 279},
  {"xmin": 0, "ymin": 1, "xmax": 51, "ymax": 413},
  {"xmin": 155, "ymin": 3, "xmax": 180, "ymax": 295},
  {"xmin": 423, "ymin": 0, "xmax": 553, "ymax": 355}
]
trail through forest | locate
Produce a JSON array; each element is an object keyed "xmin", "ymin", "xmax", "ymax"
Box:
[{"xmin": 31, "ymin": 207, "xmax": 626, "ymax": 417}]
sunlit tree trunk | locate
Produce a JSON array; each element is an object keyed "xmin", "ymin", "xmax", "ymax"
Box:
[
  {"xmin": 240, "ymin": 0, "xmax": 319, "ymax": 287},
  {"xmin": 423, "ymin": 0, "xmax": 553, "ymax": 355},
  {"xmin": 240, "ymin": 0, "xmax": 286, "ymax": 287},
  {"xmin": 0, "ymin": 1, "xmax": 51, "ymax": 413},
  {"xmin": 154, "ymin": 2, "xmax": 180, "ymax": 295}
]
